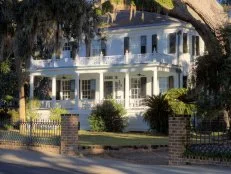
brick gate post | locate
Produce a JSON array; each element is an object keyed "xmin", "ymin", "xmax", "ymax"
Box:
[
  {"xmin": 61, "ymin": 114, "xmax": 79, "ymax": 155},
  {"xmin": 168, "ymin": 115, "xmax": 190, "ymax": 165}
]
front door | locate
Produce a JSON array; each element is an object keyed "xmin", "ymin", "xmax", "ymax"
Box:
[{"xmin": 104, "ymin": 81, "xmax": 113, "ymax": 99}]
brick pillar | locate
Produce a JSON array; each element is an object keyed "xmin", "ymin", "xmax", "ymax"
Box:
[
  {"xmin": 61, "ymin": 114, "xmax": 79, "ymax": 155},
  {"xmin": 169, "ymin": 115, "xmax": 190, "ymax": 165}
]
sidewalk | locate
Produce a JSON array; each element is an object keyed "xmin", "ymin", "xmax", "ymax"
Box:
[{"xmin": 0, "ymin": 149, "xmax": 230, "ymax": 174}]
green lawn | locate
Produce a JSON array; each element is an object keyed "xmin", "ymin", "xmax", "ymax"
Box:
[{"xmin": 78, "ymin": 130, "xmax": 168, "ymax": 146}]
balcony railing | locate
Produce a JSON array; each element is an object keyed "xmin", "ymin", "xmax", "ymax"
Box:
[{"xmin": 30, "ymin": 52, "xmax": 175, "ymax": 69}]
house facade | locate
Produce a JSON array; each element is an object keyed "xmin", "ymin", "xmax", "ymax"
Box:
[{"xmin": 29, "ymin": 11, "xmax": 204, "ymax": 131}]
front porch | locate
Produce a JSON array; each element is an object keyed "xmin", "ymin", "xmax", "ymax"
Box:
[{"xmin": 30, "ymin": 70, "xmax": 180, "ymax": 111}]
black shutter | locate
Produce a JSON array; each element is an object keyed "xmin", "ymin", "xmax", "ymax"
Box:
[
  {"xmin": 140, "ymin": 77, "xmax": 147, "ymax": 98},
  {"xmin": 79, "ymin": 80, "xmax": 81, "ymax": 99},
  {"xmin": 124, "ymin": 37, "xmax": 129, "ymax": 54},
  {"xmin": 168, "ymin": 76, "xmax": 174, "ymax": 89},
  {"xmin": 90, "ymin": 79, "xmax": 96, "ymax": 99},
  {"xmin": 124, "ymin": 78, "xmax": 125, "ymax": 99},
  {"xmin": 56, "ymin": 80, "xmax": 61, "ymax": 100}
]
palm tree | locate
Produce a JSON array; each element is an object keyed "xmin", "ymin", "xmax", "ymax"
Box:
[{"xmin": 144, "ymin": 94, "xmax": 173, "ymax": 134}]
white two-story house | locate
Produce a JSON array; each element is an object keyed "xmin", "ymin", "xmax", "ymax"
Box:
[{"xmin": 29, "ymin": 11, "xmax": 204, "ymax": 131}]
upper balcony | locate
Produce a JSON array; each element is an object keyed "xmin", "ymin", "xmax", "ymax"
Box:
[{"xmin": 30, "ymin": 52, "xmax": 176, "ymax": 70}]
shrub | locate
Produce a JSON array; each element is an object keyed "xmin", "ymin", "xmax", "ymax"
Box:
[
  {"xmin": 165, "ymin": 88, "xmax": 195, "ymax": 115},
  {"xmin": 0, "ymin": 108, "xmax": 19, "ymax": 122},
  {"xmin": 144, "ymin": 94, "xmax": 173, "ymax": 134},
  {"xmin": 89, "ymin": 99, "xmax": 127, "ymax": 132},
  {"xmin": 50, "ymin": 107, "xmax": 69, "ymax": 121},
  {"xmin": 26, "ymin": 99, "xmax": 41, "ymax": 121}
]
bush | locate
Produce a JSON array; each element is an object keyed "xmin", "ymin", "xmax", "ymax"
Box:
[
  {"xmin": 26, "ymin": 99, "xmax": 41, "ymax": 121},
  {"xmin": 88, "ymin": 99, "xmax": 127, "ymax": 132},
  {"xmin": 144, "ymin": 94, "xmax": 173, "ymax": 134},
  {"xmin": 50, "ymin": 107, "xmax": 69, "ymax": 121},
  {"xmin": 0, "ymin": 108, "xmax": 19, "ymax": 122}
]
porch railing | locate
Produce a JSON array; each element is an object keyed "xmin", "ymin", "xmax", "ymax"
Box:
[
  {"xmin": 40, "ymin": 100, "xmax": 76, "ymax": 109},
  {"xmin": 129, "ymin": 98, "xmax": 147, "ymax": 108},
  {"xmin": 31, "ymin": 52, "xmax": 175, "ymax": 69},
  {"xmin": 39, "ymin": 98, "xmax": 148, "ymax": 110}
]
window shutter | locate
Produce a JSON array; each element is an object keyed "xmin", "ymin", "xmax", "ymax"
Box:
[
  {"xmin": 56, "ymin": 80, "xmax": 61, "ymax": 100},
  {"xmin": 168, "ymin": 76, "xmax": 174, "ymax": 89},
  {"xmin": 90, "ymin": 79, "xmax": 96, "ymax": 99},
  {"xmin": 140, "ymin": 77, "xmax": 147, "ymax": 98}
]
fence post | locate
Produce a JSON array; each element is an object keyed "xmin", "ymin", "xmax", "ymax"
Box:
[
  {"xmin": 169, "ymin": 115, "xmax": 190, "ymax": 165},
  {"xmin": 61, "ymin": 114, "xmax": 79, "ymax": 155}
]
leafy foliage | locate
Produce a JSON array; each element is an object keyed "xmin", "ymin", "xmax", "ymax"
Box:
[
  {"xmin": 102, "ymin": 1, "xmax": 114, "ymax": 14},
  {"xmin": 26, "ymin": 99, "xmax": 41, "ymax": 121},
  {"xmin": 89, "ymin": 99, "xmax": 127, "ymax": 132},
  {"xmin": 165, "ymin": 88, "xmax": 195, "ymax": 115},
  {"xmin": 50, "ymin": 107, "xmax": 69, "ymax": 122},
  {"xmin": 144, "ymin": 94, "xmax": 173, "ymax": 134},
  {"xmin": 0, "ymin": 108, "xmax": 19, "ymax": 122},
  {"xmin": 155, "ymin": 0, "xmax": 174, "ymax": 10}
]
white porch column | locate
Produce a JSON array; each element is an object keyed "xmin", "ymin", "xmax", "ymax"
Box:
[
  {"xmin": 153, "ymin": 68, "xmax": 159, "ymax": 95},
  {"xmin": 99, "ymin": 72, "xmax": 104, "ymax": 101},
  {"xmin": 75, "ymin": 73, "xmax": 80, "ymax": 110},
  {"xmin": 52, "ymin": 76, "xmax": 57, "ymax": 107},
  {"xmin": 125, "ymin": 72, "xmax": 130, "ymax": 108},
  {"xmin": 29, "ymin": 75, "xmax": 34, "ymax": 99}
]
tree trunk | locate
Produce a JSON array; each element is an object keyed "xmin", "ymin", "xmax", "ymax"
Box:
[{"xmin": 16, "ymin": 57, "xmax": 26, "ymax": 121}]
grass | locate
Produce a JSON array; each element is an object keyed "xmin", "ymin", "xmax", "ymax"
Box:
[{"xmin": 78, "ymin": 130, "xmax": 168, "ymax": 146}]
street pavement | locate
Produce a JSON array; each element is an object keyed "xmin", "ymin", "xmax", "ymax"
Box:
[{"xmin": 0, "ymin": 149, "xmax": 231, "ymax": 174}]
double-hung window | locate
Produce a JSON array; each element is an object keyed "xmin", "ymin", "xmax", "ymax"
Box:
[
  {"xmin": 62, "ymin": 80, "xmax": 71, "ymax": 100},
  {"xmin": 82, "ymin": 80, "xmax": 96, "ymax": 99},
  {"xmin": 62, "ymin": 42, "xmax": 72, "ymax": 59},
  {"xmin": 131, "ymin": 77, "xmax": 147, "ymax": 99}
]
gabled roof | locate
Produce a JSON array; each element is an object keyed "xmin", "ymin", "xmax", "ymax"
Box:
[{"xmin": 105, "ymin": 10, "xmax": 188, "ymax": 30}]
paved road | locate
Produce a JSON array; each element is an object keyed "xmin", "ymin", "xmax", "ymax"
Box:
[
  {"xmin": 0, "ymin": 162, "xmax": 85, "ymax": 174},
  {"xmin": 0, "ymin": 149, "xmax": 231, "ymax": 174}
]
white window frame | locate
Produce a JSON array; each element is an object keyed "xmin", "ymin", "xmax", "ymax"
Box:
[
  {"xmin": 61, "ymin": 80, "xmax": 71, "ymax": 100},
  {"xmin": 131, "ymin": 78, "xmax": 141, "ymax": 99},
  {"xmin": 82, "ymin": 80, "xmax": 91, "ymax": 99}
]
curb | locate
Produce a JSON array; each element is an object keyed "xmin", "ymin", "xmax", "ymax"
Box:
[{"xmin": 78, "ymin": 144, "xmax": 168, "ymax": 155}]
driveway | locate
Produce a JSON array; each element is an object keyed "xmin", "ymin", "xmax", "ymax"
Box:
[{"xmin": 0, "ymin": 149, "xmax": 230, "ymax": 174}]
